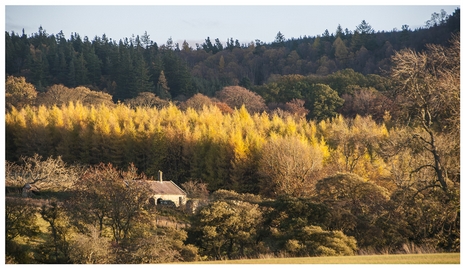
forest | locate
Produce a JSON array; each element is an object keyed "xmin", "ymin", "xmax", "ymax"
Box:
[{"xmin": 4, "ymin": 8, "xmax": 461, "ymax": 263}]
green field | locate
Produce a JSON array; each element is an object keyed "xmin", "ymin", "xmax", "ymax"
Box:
[{"xmin": 188, "ymin": 253, "xmax": 460, "ymax": 264}]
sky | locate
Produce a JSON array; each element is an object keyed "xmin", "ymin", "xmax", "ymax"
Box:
[{"xmin": 3, "ymin": 1, "xmax": 461, "ymax": 48}]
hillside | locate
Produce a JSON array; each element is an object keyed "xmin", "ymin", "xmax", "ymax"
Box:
[
  {"xmin": 4, "ymin": 7, "xmax": 460, "ymax": 264},
  {"xmin": 5, "ymin": 8, "xmax": 460, "ymax": 100}
]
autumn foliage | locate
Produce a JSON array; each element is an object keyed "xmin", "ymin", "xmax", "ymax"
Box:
[
  {"xmin": 2, "ymin": 98, "xmax": 382, "ymax": 194},
  {"xmin": 4, "ymin": 26, "xmax": 460, "ymax": 262}
]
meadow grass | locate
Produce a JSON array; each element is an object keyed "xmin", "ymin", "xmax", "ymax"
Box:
[{"xmin": 187, "ymin": 253, "xmax": 460, "ymax": 264}]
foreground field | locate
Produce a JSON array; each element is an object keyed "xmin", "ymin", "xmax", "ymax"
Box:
[{"xmin": 188, "ymin": 253, "xmax": 460, "ymax": 264}]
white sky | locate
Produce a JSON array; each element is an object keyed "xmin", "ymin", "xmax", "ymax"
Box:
[{"xmin": 3, "ymin": 1, "xmax": 461, "ymax": 47}]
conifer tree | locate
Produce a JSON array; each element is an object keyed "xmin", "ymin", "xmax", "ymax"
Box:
[
  {"xmin": 131, "ymin": 51, "xmax": 153, "ymax": 96},
  {"xmin": 157, "ymin": 70, "xmax": 170, "ymax": 99}
]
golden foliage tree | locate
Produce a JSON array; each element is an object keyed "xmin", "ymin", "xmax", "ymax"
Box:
[{"xmin": 5, "ymin": 76, "xmax": 38, "ymax": 112}]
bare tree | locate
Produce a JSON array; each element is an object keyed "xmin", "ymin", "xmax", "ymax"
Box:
[
  {"xmin": 339, "ymin": 87, "xmax": 393, "ymax": 122},
  {"xmin": 36, "ymin": 85, "xmax": 114, "ymax": 108},
  {"xmin": 390, "ymin": 35, "xmax": 460, "ymax": 191},
  {"xmin": 35, "ymin": 84, "xmax": 75, "ymax": 107},
  {"xmin": 68, "ymin": 226, "xmax": 114, "ymax": 264},
  {"xmin": 5, "ymin": 154, "xmax": 81, "ymax": 195},
  {"xmin": 181, "ymin": 93, "xmax": 214, "ymax": 111},
  {"xmin": 181, "ymin": 180, "xmax": 209, "ymax": 199},
  {"xmin": 124, "ymin": 92, "xmax": 169, "ymax": 109},
  {"xmin": 73, "ymin": 163, "xmax": 153, "ymax": 244},
  {"xmin": 284, "ymin": 98, "xmax": 309, "ymax": 119},
  {"xmin": 215, "ymin": 86, "xmax": 266, "ymax": 114},
  {"xmin": 258, "ymin": 136, "xmax": 324, "ymax": 197}
]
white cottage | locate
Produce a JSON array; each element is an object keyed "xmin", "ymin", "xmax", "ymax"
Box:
[{"xmin": 146, "ymin": 171, "xmax": 187, "ymax": 207}]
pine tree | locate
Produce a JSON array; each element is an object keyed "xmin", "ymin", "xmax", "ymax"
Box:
[
  {"xmin": 113, "ymin": 41, "xmax": 134, "ymax": 101},
  {"xmin": 132, "ymin": 52, "xmax": 153, "ymax": 96},
  {"xmin": 67, "ymin": 55, "xmax": 76, "ymax": 88},
  {"xmin": 162, "ymin": 50, "xmax": 193, "ymax": 98},
  {"xmin": 84, "ymin": 45, "xmax": 101, "ymax": 86},
  {"xmin": 75, "ymin": 53, "xmax": 88, "ymax": 86}
]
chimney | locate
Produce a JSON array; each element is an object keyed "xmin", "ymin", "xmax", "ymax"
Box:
[{"xmin": 158, "ymin": 170, "xmax": 163, "ymax": 182}]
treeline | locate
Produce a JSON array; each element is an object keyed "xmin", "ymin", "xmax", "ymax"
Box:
[
  {"xmin": 5, "ymin": 8, "xmax": 460, "ymax": 101},
  {"xmin": 5, "ymin": 101, "xmax": 388, "ymax": 192}
]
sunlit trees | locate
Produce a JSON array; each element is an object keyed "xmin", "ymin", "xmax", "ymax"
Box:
[
  {"xmin": 382, "ymin": 126, "xmax": 460, "ymax": 251},
  {"xmin": 190, "ymin": 199, "xmax": 263, "ymax": 260},
  {"xmin": 68, "ymin": 226, "xmax": 114, "ymax": 264},
  {"xmin": 67, "ymin": 163, "xmax": 202, "ymax": 262},
  {"xmin": 4, "ymin": 92, "xmax": 461, "ymax": 259},
  {"xmin": 258, "ymin": 136, "xmax": 325, "ymax": 197},
  {"xmin": 314, "ymin": 173, "xmax": 390, "ymax": 249},
  {"xmin": 5, "ymin": 199, "xmax": 39, "ymax": 242},
  {"xmin": 38, "ymin": 200, "xmax": 73, "ymax": 263},
  {"xmin": 5, "ymin": 198, "xmax": 40, "ymax": 263},
  {"xmin": 286, "ymin": 226, "xmax": 357, "ymax": 257},
  {"xmin": 6, "ymin": 100, "xmax": 395, "ymax": 194},
  {"xmin": 322, "ymin": 115, "xmax": 390, "ymax": 183},
  {"xmin": 5, "ymin": 76, "xmax": 38, "ymax": 112},
  {"xmin": 390, "ymin": 35, "xmax": 460, "ymax": 192},
  {"xmin": 5, "ymin": 154, "xmax": 81, "ymax": 194},
  {"xmin": 74, "ymin": 86, "xmax": 114, "ymax": 107},
  {"xmin": 385, "ymin": 36, "xmax": 460, "ymax": 247},
  {"xmin": 127, "ymin": 228, "xmax": 199, "ymax": 263}
]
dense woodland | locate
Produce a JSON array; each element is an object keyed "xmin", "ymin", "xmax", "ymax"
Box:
[
  {"xmin": 5, "ymin": 8, "xmax": 460, "ymax": 99},
  {"xmin": 4, "ymin": 8, "xmax": 461, "ymax": 263}
]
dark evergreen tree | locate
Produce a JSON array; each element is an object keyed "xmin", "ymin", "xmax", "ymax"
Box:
[
  {"xmin": 67, "ymin": 55, "xmax": 76, "ymax": 88},
  {"xmin": 239, "ymin": 77, "xmax": 252, "ymax": 89},
  {"xmin": 274, "ymin": 31, "xmax": 286, "ymax": 46},
  {"xmin": 75, "ymin": 53, "xmax": 88, "ymax": 86},
  {"xmin": 29, "ymin": 46, "xmax": 49, "ymax": 91},
  {"xmin": 162, "ymin": 49, "xmax": 194, "ymax": 98},
  {"xmin": 131, "ymin": 51, "xmax": 153, "ymax": 96},
  {"xmin": 82, "ymin": 38, "xmax": 101, "ymax": 85}
]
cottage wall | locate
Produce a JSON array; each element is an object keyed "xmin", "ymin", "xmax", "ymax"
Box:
[{"xmin": 154, "ymin": 194, "xmax": 186, "ymax": 207}]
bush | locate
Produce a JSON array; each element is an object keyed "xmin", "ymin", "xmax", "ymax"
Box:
[{"xmin": 296, "ymin": 225, "xmax": 357, "ymax": 257}]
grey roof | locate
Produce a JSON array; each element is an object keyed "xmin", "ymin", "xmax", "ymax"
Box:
[{"xmin": 146, "ymin": 180, "xmax": 186, "ymax": 196}]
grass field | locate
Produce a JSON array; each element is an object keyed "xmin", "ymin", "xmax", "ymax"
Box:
[{"xmin": 187, "ymin": 253, "xmax": 460, "ymax": 264}]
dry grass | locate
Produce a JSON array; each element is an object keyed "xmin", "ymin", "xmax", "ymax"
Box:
[
  {"xmin": 154, "ymin": 215, "xmax": 188, "ymax": 230},
  {"xmin": 357, "ymin": 242, "xmax": 440, "ymax": 256},
  {"xmin": 186, "ymin": 253, "xmax": 460, "ymax": 264}
]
